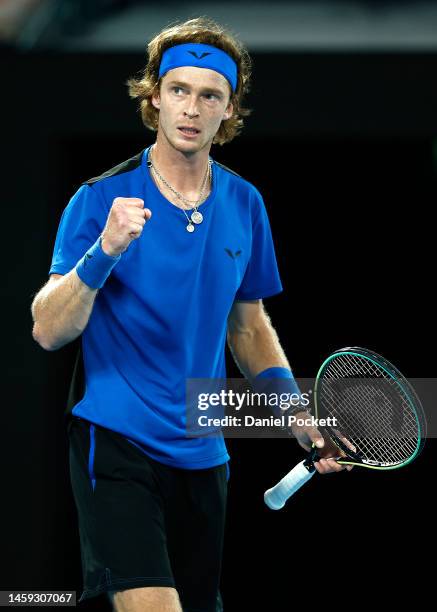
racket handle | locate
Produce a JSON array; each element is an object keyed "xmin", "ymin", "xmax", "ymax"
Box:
[{"xmin": 264, "ymin": 460, "xmax": 316, "ymax": 510}]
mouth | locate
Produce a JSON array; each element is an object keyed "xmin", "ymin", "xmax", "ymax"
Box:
[{"xmin": 178, "ymin": 126, "xmax": 201, "ymax": 138}]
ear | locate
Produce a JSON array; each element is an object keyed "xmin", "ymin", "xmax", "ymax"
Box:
[
  {"xmin": 223, "ymin": 101, "xmax": 233, "ymax": 121},
  {"xmin": 151, "ymin": 89, "xmax": 161, "ymax": 110}
]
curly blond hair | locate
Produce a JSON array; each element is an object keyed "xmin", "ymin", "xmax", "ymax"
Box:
[{"xmin": 126, "ymin": 16, "xmax": 253, "ymax": 145}]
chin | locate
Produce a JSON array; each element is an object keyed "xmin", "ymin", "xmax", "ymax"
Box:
[{"xmin": 176, "ymin": 140, "xmax": 203, "ymax": 153}]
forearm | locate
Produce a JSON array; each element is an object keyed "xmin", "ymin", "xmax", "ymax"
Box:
[
  {"xmin": 227, "ymin": 314, "xmax": 290, "ymax": 381},
  {"xmin": 31, "ymin": 270, "xmax": 98, "ymax": 351},
  {"xmin": 227, "ymin": 314, "xmax": 307, "ymax": 426}
]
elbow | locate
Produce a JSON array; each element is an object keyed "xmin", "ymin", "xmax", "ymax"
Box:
[
  {"xmin": 227, "ymin": 325, "xmax": 256, "ymax": 344},
  {"xmin": 226, "ymin": 327, "xmax": 254, "ymax": 355},
  {"xmin": 226, "ymin": 328, "xmax": 239, "ymax": 348},
  {"xmin": 32, "ymin": 322, "xmax": 59, "ymax": 352}
]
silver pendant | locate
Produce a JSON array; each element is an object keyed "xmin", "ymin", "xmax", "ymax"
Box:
[
  {"xmin": 186, "ymin": 223, "xmax": 195, "ymax": 233},
  {"xmin": 191, "ymin": 210, "xmax": 203, "ymax": 224}
]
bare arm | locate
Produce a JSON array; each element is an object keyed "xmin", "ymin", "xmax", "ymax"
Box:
[
  {"xmin": 227, "ymin": 300, "xmax": 350, "ymax": 473},
  {"xmin": 31, "ymin": 271, "xmax": 98, "ymax": 351},
  {"xmin": 226, "ymin": 299, "xmax": 290, "ymax": 381},
  {"xmin": 31, "ymin": 196, "xmax": 152, "ymax": 351}
]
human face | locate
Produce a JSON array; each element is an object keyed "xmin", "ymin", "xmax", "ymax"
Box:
[{"xmin": 151, "ymin": 66, "xmax": 233, "ymax": 154}]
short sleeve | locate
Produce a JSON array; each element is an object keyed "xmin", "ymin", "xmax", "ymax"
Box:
[
  {"xmin": 234, "ymin": 188, "xmax": 283, "ymax": 300},
  {"xmin": 49, "ymin": 184, "xmax": 108, "ymax": 275}
]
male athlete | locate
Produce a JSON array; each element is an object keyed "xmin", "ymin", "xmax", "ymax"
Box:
[{"xmin": 31, "ymin": 17, "xmax": 349, "ymax": 612}]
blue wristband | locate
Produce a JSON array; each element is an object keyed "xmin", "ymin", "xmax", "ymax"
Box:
[
  {"xmin": 75, "ymin": 236, "xmax": 121, "ymax": 289},
  {"xmin": 255, "ymin": 367, "xmax": 297, "ymax": 381},
  {"xmin": 253, "ymin": 367, "xmax": 303, "ymax": 419}
]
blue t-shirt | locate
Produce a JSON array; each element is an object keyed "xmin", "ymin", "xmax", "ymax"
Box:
[{"xmin": 50, "ymin": 146, "xmax": 283, "ymax": 469}]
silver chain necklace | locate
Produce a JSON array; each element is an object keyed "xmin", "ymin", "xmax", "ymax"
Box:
[{"xmin": 147, "ymin": 145, "xmax": 212, "ymax": 233}]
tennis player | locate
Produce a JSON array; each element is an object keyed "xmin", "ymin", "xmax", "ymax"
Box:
[{"xmin": 31, "ymin": 17, "xmax": 348, "ymax": 612}]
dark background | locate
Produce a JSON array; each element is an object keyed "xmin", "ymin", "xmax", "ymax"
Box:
[{"xmin": 3, "ymin": 46, "xmax": 436, "ymax": 609}]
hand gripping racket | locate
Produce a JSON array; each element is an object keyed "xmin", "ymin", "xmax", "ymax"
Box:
[{"xmin": 264, "ymin": 347, "xmax": 427, "ymax": 510}]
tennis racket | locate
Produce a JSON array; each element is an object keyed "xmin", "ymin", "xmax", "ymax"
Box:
[{"xmin": 264, "ymin": 346, "xmax": 427, "ymax": 510}]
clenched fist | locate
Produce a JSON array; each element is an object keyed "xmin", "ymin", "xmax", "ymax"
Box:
[{"xmin": 101, "ymin": 197, "xmax": 152, "ymax": 256}]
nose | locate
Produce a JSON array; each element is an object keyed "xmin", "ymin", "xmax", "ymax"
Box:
[{"xmin": 184, "ymin": 95, "xmax": 199, "ymax": 119}]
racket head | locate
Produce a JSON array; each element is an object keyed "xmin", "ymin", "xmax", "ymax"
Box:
[{"xmin": 314, "ymin": 346, "xmax": 427, "ymax": 470}]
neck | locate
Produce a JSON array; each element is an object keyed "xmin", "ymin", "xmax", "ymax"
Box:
[{"xmin": 150, "ymin": 133, "xmax": 211, "ymax": 192}]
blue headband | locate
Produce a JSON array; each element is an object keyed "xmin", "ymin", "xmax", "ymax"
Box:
[{"xmin": 158, "ymin": 43, "xmax": 238, "ymax": 93}]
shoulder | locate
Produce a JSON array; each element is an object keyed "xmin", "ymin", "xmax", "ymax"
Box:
[
  {"xmin": 213, "ymin": 159, "xmax": 243, "ymax": 180},
  {"xmin": 83, "ymin": 149, "xmax": 145, "ymax": 186},
  {"xmin": 214, "ymin": 160, "xmax": 267, "ymax": 223},
  {"xmin": 213, "ymin": 159, "xmax": 264, "ymax": 204}
]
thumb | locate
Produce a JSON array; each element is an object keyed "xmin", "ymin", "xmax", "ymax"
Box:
[
  {"xmin": 144, "ymin": 208, "xmax": 152, "ymax": 220},
  {"xmin": 307, "ymin": 427, "xmax": 324, "ymax": 449}
]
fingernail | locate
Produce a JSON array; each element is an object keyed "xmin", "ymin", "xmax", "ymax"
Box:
[{"xmin": 316, "ymin": 440, "xmax": 324, "ymax": 448}]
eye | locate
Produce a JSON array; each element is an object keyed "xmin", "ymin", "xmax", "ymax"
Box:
[
  {"xmin": 204, "ymin": 93, "xmax": 219, "ymax": 101},
  {"xmin": 172, "ymin": 86, "xmax": 184, "ymax": 94}
]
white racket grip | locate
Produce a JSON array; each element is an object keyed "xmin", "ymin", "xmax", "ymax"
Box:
[{"xmin": 264, "ymin": 460, "xmax": 316, "ymax": 510}]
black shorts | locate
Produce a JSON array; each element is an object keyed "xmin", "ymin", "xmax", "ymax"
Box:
[{"xmin": 67, "ymin": 416, "xmax": 228, "ymax": 611}]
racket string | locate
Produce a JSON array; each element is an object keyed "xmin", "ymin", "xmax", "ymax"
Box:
[
  {"xmin": 324, "ymin": 357, "xmax": 418, "ymax": 460},
  {"xmin": 321, "ymin": 382, "xmax": 412, "ymax": 463},
  {"xmin": 326, "ymin": 360, "xmax": 417, "ymax": 445},
  {"xmin": 318, "ymin": 354, "xmax": 420, "ymax": 465},
  {"xmin": 324, "ymin": 357, "xmax": 418, "ymax": 459}
]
